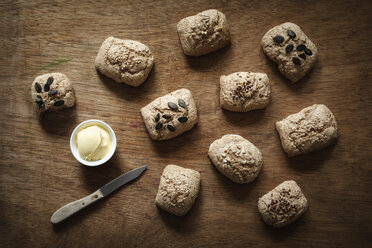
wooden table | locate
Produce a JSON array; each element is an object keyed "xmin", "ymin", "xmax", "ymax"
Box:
[{"xmin": 1, "ymin": 0, "xmax": 371, "ymax": 247}]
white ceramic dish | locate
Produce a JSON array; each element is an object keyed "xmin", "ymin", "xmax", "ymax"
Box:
[{"xmin": 70, "ymin": 119, "xmax": 117, "ymax": 166}]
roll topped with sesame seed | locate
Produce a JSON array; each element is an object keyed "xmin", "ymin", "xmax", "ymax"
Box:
[
  {"xmin": 177, "ymin": 9, "xmax": 231, "ymax": 56},
  {"xmin": 155, "ymin": 164, "xmax": 201, "ymax": 216},
  {"xmin": 208, "ymin": 134, "xmax": 263, "ymax": 184},
  {"xmin": 220, "ymin": 72, "xmax": 271, "ymax": 112},
  {"xmin": 95, "ymin": 37, "xmax": 154, "ymax": 86}
]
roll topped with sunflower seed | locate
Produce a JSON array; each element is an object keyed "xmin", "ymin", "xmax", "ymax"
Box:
[
  {"xmin": 140, "ymin": 88, "xmax": 198, "ymax": 140},
  {"xmin": 261, "ymin": 22, "xmax": 318, "ymax": 83},
  {"xmin": 31, "ymin": 72, "xmax": 75, "ymax": 118}
]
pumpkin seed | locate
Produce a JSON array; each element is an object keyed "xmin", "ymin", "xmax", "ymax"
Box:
[
  {"xmin": 167, "ymin": 124, "xmax": 175, "ymax": 132},
  {"xmin": 292, "ymin": 57, "xmax": 301, "ymax": 66},
  {"xmin": 46, "ymin": 76, "xmax": 54, "ymax": 85},
  {"xmin": 178, "ymin": 117, "xmax": 188, "ymax": 123},
  {"xmin": 298, "ymin": 53, "xmax": 306, "ymax": 60},
  {"xmin": 304, "ymin": 48, "xmax": 313, "ymax": 56},
  {"xmin": 35, "ymin": 83, "xmax": 42, "ymax": 93},
  {"xmin": 155, "ymin": 113, "xmax": 160, "ymax": 122},
  {"xmin": 35, "ymin": 95, "xmax": 43, "ymax": 103},
  {"xmin": 54, "ymin": 100, "xmax": 64, "ymax": 106},
  {"xmin": 155, "ymin": 122, "xmax": 163, "ymax": 130},
  {"xmin": 168, "ymin": 102, "xmax": 178, "ymax": 110},
  {"xmin": 48, "ymin": 89, "xmax": 58, "ymax": 96},
  {"xmin": 178, "ymin": 99, "xmax": 186, "ymax": 108},
  {"xmin": 287, "ymin": 30, "xmax": 296, "ymax": 38},
  {"xmin": 273, "ymin": 35, "xmax": 284, "ymax": 44}
]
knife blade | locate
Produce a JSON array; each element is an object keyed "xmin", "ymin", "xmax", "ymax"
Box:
[{"xmin": 51, "ymin": 165, "xmax": 147, "ymax": 224}]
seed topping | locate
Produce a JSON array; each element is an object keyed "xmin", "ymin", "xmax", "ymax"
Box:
[
  {"xmin": 168, "ymin": 102, "xmax": 178, "ymax": 110},
  {"xmin": 273, "ymin": 35, "xmax": 284, "ymax": 44}
]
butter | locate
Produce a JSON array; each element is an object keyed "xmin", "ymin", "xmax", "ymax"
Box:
[{"xmin": 77, "ymin": 125, "xmax": 112, "ymax": 161}]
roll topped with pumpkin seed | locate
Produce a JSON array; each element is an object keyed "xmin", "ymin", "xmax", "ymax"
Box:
[
  {"xmin": 261, "ymin": 22, "xmax": 318, "ymax": 83},
  {"xmin": 31, "ymin": 72, "xmax": 75, "ymax": 118},
  {"xmin": 140, "ymin": 88, "xmax": 198, "ymax": 140}
]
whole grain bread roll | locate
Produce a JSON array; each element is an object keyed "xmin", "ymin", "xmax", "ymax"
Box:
[
  {"xmin": 261, "ymin": 22, "xmax": 318, "ymax": 83},
  {"xmin": 258, "ymin": 180, "xmax": 308, "ymax": 227},
  {"xmin": 155, "ymin": 164, "xmax": 201, "ymax": 216},
  {"xmin": 95, "ymin": 37, "xmax": 154, "ymax": 86},
  {"xmin": 140, "ymin": 89, "xmax": 198, "ymax": 140},
  {"xmin": 220, "ymin": 72, "xmax": 271, "ymax": 112},
  {"xmin": 177, "ymin": 9, "xmax": 230, "ymax": 56},
  {"xmin": 275, "ymin": 104, "xmax": 338, "ymax": 157},
  {"xmin": 31, "ymin": 72, "xmax": 75, "ymax": 118},
  {"xmin": 208, "ymin": 134, "xmax": 263, "ymax": 183}
]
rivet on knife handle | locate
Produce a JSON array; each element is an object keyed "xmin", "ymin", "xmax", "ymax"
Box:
[{"xmin": 50, "ymin": 189, "xmax": 104, "ymax": 224}]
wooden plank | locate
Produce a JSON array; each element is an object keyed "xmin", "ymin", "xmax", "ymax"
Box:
[{"xmin": 0, "ymin": 0, "xmax": 371, "ymax": 247}]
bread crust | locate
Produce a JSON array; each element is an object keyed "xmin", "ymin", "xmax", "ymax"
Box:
[
  {"xmin": 275, "ymin": 104, "xmax": 338, "ymax": 157},
  {"xmin": 261, "ymin": 22, "xmax": 318, "ymax": 83},
  {"xmin": 31, "ymin": 72, "xmax": 75, "ymax": 118},
  {"xmin": 258, "ymin": 180, "xmax": 308, "ymax": 227},
  {"xmin": 95, "ymin": 37, "xmax": 154, "ymax": 86},
  {"xmin": 177, "ymin": 9, "xmax": 230, "ymax": 56},
  {"xmin": 140, "ymin": 89, "xmax": 198, "ymax": 140},
  {"xmin": 208, "ymin": 134, "xmax": 263, "ymax": 183},
  {"xmin": 155, "ymin": 165, "xmax": 201, "ymax": 216},
  {"xmin": 220, "ymin": 72, "xmax": 270, "ymax": 112}
]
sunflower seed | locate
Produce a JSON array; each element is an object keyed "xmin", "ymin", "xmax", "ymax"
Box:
[
  {"xmin": 168, "ymin": 102, "xmax": 178, "ymax": 110},
  {"xmin": 155, "ymin": 122, "xmax": 163, "ymax": 130},
  {"xmin": 48, "ymin": 89, "xmax": 58, "ymax": 96},
  {"xmin": 162, "ymin": 114, "xmax": 171, "ymax": 119},
  {"xmin": 35, "ymin": 83, "xmax": 42, "ymax": 93},
  {"xmin": 178, "ymin": 99, "xmax": 186, "ymax": 108},
  {"xmin": 167, "ymin": 124, "xmax": 175, "ymax": 132},
  {"xmin": 39, "ymin": 103, "xmax": 45, "ymax": 109},
  {"xmin": 155, "ymin": 113, "xmax": 160, "ymax": 122},
  {"xmin": 54, "ymin": 100, "xmax": 64, "ymax": 106},
  {"xmin": 44, "ymin": 84, "xmax": 50, "ymax": 92}
]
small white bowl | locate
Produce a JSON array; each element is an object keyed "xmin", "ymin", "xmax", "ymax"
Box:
[{"xmin": 70, "ymin": 119, "xmax": 117, "ymax": 166}]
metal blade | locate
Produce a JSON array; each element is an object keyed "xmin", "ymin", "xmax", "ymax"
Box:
[{"xmin": 99, "ymin": 165, "xmax": 147, "ymax": 197}]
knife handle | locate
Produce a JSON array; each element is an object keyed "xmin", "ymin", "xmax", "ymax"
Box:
[{"xmin": 51, "ymin": 189, "xmax": 104, "ymax": 224}]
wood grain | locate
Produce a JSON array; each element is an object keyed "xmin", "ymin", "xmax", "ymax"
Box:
[{"xmin": 0, "ymin": 0, "xmax": 371, "ymax": 247}]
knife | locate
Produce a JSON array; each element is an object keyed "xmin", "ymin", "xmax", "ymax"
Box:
[{"xmin": 50, "ymin": 165, "xmax": 147, "ymax": 224}]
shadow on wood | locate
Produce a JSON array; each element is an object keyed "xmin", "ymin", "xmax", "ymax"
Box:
[
  {"xmin": 209, "ymin": 156, "xmax": 260, "ymax": 201},
  {"xmin": 184, "ymin": 44, "xmax": 231, "ymax": 71},
  {"xmin": 221, "ymin": 107, "xmax": 267, "ymax": 127},
  {"xmin": 260, "ymin": 210, "xmax": 308, "ymax": 242},
  {"xmin": 286, "ymin": 141, "xmax": 337, "ymax": 172},
  {"xmin": 79, "ymin": 152, "xmax": 125, "ymax": 191},
  {"xmin": 39, "ymin": 106, "xmax": 77, "ymax": 135},
  {"xmin": 156, "ymin": 183, "xmax": 203, "ymax": 234},
  {"xmin": 96, "ymin": 64, "xmax": 156, "ymax": 101},
  {"xmin": 52, "ymin": 197, "xmax": 108, "ymax": 232},
  {"xmin": 149, "ymin": 124, "xmax": 202, "ymax": 157}
]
